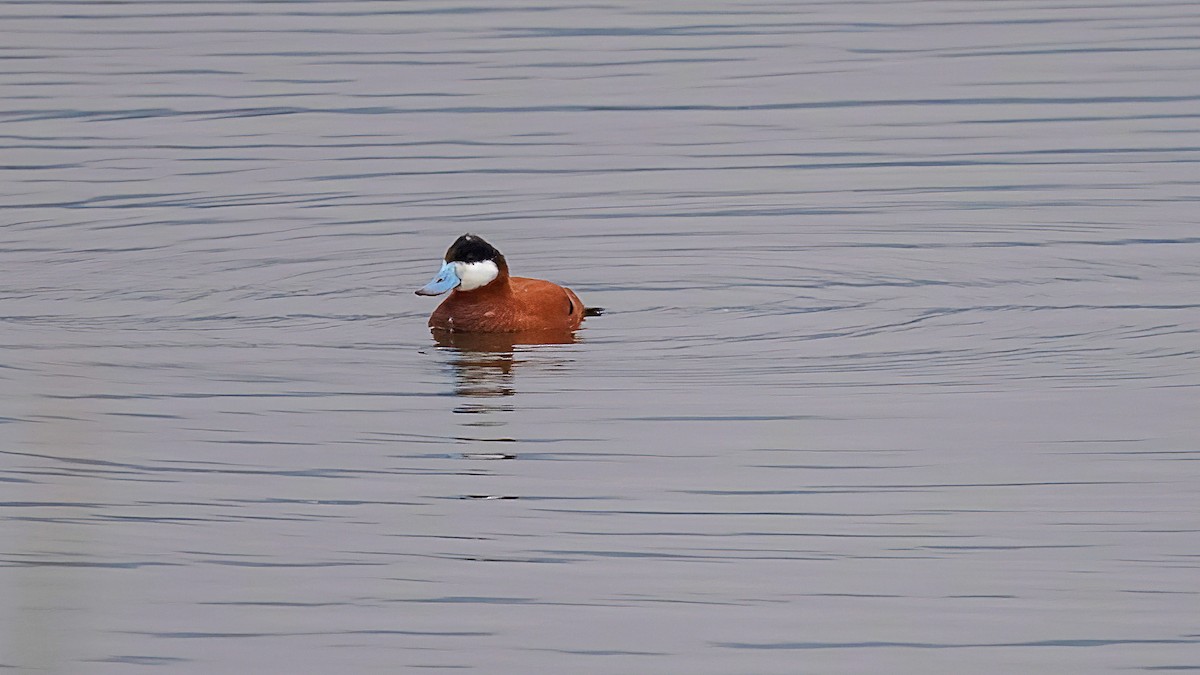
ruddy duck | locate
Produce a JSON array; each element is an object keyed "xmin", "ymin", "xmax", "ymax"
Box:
[{"xmin": 415, "ymin": 234, "xmax": 586, "ymax": 333}]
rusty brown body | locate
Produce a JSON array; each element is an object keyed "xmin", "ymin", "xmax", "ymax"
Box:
[{"xmin": 428, "ymin": 267, "xmax": 585, "ymax": 333}]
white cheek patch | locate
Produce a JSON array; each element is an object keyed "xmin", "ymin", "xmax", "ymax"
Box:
[{"xmin": 453, "ymin": 260, "xmax": 499, "ymax": 291}]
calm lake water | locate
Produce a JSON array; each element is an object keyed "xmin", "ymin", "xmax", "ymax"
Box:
[{"xmin": 2, "ymin": 1, "xmax": 1199, "ymax": 673}]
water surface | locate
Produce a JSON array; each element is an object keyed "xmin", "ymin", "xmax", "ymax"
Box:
[{"xmin": 2, "ymin": 1, "xmax": 1199, "ymax": 673}]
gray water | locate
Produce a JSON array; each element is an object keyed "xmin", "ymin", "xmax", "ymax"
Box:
[{"xmin": 2, "ymin": 1, "xmax": 1199, "ymax": 673}]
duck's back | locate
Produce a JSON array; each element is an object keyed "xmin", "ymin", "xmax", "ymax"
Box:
[{"xmin": 512, "ymin": 276, "xmax": 585, "ymax": 331}]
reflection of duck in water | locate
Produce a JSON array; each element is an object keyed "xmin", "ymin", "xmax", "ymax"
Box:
[
  {"xmin": 432, "ymin": 329, "xmax": 576, "ymax": 352},
  {"xmin": 433, "ymin": 325, "xmax": 578, "ymax": 400},
  {"xmin": 416, "ymin": 234, "xmax": 589, "ymax": 333}
]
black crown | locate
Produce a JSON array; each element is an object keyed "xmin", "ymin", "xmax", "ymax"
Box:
[{"xmin": 445, "ymin": 233, "xmax": 502, "ymax": 264}]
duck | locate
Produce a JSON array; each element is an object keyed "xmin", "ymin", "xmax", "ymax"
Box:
[{"xmin": 415, "ymin": 234, "xmax": 587, "ymax": 333}]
